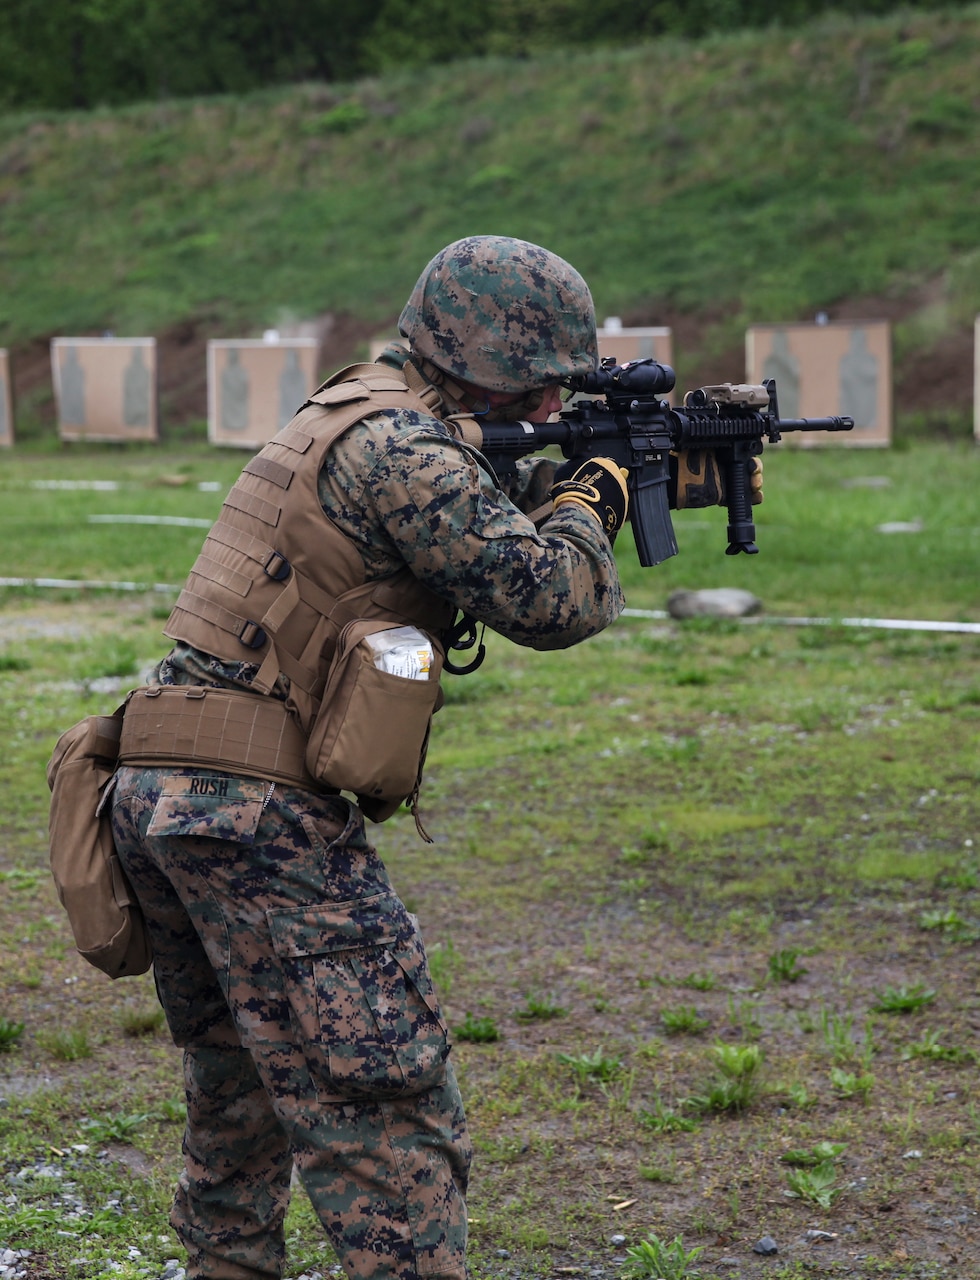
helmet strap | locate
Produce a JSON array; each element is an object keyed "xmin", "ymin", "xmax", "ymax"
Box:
[
  {"xmin": 396, "ymin": 357, "xmax": 447, "ymax": 414},
  {"xmin": 409, "ymin": 357, "xmax": 489, "ymax": 416},
  {"xmin": 410, "ymin": 356, "xmax": 548, "ymax": 421}
]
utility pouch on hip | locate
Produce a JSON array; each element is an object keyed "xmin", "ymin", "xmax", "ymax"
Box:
[
  {"xmin": 46, "ymin": 704, "xmax": 152, "ymax": 979},
  {"xmin": 306, "ymin": 619, "xmax": 444, "ymax": 821}
]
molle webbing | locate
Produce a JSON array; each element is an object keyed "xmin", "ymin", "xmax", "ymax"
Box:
[
  {"xmin": 243, "ymin": 455, "xmax": 294, "ymax": 490},
  {"xmin": 162, "ymin": 363, "xmax": 455, "ymax": 745},
  {"xmin": 118, "ymin": 686, "xmax": 325, "ymax": 792}
]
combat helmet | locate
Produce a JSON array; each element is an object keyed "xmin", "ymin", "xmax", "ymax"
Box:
[{"xmin": 398, "ymin": 235, "xmax": 598, "ymax": 393}]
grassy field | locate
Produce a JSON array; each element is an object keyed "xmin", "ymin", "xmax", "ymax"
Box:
[
  {"xmin": 0, "ymin": 439, "xmax": 977, "ymax": 1279},
  {"xmin": 3, "ymin": 4, "xmax": 980, "ymax": 438},
  {"xmin": 0, "ymin": 438, "xmax": 977, "ymax": 618}
]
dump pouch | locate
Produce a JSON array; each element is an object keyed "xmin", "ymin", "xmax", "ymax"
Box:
[
  {"xmin": 305, "ymin": 619, "xmax": 444, "ymax": 820},
  {"xmin": 46, "ymin": 705, "xmax": 152, "ymax": 979}
]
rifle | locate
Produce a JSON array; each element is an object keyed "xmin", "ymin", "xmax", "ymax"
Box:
[{"xmin": 477, "ymin": 358, "xmax": 855, "ymax": 566}]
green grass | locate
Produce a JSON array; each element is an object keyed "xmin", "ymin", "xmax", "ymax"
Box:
[
  {"xmin": 1, "ymin": 6, "xmax": 979, "ymax": 437},
  {"xmin": 0, "ymin": 445, "xmax": 244, "ymax": 584},
  {"xmin": 2, "ymin": 437, "xmax": 976, "ymax": 650},
  {"xmin": 0, "ymin": 445, "xmax": 978, "ymax": 1277}
]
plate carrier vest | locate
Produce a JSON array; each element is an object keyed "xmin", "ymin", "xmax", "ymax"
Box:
[{"xmin": 150, "ymin": 363, "xmax": 458, "ymax": 816}]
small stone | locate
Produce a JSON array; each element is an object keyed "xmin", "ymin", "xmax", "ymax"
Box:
[
  {"xmin": 495, "ymin": 1250, "xmax": 510, "ymax": 1259},
  {"xmin": 609, "ymin": 1234, "xmax": 626, "ymax": 1246},
  {"xmin": 667, "ymin": 587, "xmax": 763, "ymax": 620},
  {"xmin": 902, "ymin": 1149, "xmax": 923, "ymax": 1160},
  {"xmin": 753, "ymin": 1235, "xmax": 779, "ymax": 1255},
  {"xmin": 806, "ymin": 1229, "xmax": 836, "ymax": 1241}
]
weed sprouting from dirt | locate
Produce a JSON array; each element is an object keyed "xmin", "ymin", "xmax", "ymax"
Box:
[
  {"xmin": 767, "ymin": 947, "xmax": 809, "ymax": 983},
  {"xmin": 0, "ymin": 1016, "xmax": 25, "ymax": 1052},
  {"xmin": 516, "ymin": 990, "xmax": 567, "ymax": 1021},
  {"xmin": 557, "ymin": 1048, "xmax": 623, "ymax": 1087},
  {"xmin": 119, "ymin": 1003, "xmax": 167, "ymax": 1037},
  {"xmin": 621, "ymin": 1231, "xmax": 704, "ymax": 1279},
  {"xmin": 872, "ymin": 983, "xmax": 937, "ymax": 1014},
  {"xmin": 661, "ymin": 1004, "xmax": 710, "ymax": 1036},
  {"xmin": 36, "ymin": 1027, "xmax": 92, "ymax": 1062},
  {"xmin": 453, "ymin": 1013, "xmax": 501, "ymax": 1043},
  {"xmin": 784, "ymin": 1162, "xmax": 845, "ymax": 1209},
  {"xmin": 638, "ymin": 1099, "xmax": 700, "ymax": 1135},
  {"xmin": 684, "ymin": 1043, "xmax": 765, "ymax": 1115},
  {"xmin": 79, "ymin": 1111, "xmax": 153, "ymax": 1144}
]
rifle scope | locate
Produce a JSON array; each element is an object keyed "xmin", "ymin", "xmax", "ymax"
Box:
[{"xmin": 565, "ymin": 358, "xmax": 676, "ymax": 399}]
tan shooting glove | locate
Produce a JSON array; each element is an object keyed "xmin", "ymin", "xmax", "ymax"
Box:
[
  {"xmin": 750, "ymin": 456, "xmax": 764, "ymax": 504},
  {"xmin": 550, "ymin": 456, "xmax": 630, "ymax": 536},
  {"xmin": 672, "ymin": 451, "xmax": 764, "ymax": 508}
]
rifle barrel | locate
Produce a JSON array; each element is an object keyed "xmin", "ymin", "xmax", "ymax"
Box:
[{"xmin": 778, "ymin": 416, "xmax": 855, "ymax": 433}]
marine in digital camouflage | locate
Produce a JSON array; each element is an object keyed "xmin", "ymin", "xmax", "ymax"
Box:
[
  {"xmin": 111, "ymin": 772, "xmax": 470, "ymax": 1279},
  {"xmin": 158, "ymin": 343, "xmax": 623, "ymax": 693},
  {"xmin": 397, "ymin": 235, "xmax": 599, "ymax": 393},
  {"xmin": 116, "ymin": 236, "xmax": 622, "ymax": 1279}
]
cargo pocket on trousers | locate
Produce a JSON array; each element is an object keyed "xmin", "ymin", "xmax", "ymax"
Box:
[{"xmin": 267, "ymin": 891, "xmax": 449, "ymax": 1099}]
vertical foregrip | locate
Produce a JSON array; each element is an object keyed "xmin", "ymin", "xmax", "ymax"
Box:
[{"xmin": 724, "ymin": 448, "xmax": 758, "ymax": 555}]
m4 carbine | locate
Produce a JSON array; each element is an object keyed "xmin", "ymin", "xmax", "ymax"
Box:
[{"xmin": 476, "ymin": 358, "xmax": 854, "ymax": 565}]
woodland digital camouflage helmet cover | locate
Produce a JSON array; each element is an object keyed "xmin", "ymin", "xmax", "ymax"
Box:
[{"xmin": 398, "ymin": 235, "xmax": 599, "ymax": 393}]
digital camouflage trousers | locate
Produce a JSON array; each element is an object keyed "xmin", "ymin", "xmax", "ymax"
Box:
[{"xmin": 110, "ymin": 766, "xmax": 471, "ymax": 1280}]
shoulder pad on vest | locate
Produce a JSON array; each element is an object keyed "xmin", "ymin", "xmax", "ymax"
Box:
[
  {"xmin": 362, "ymin": 373, "xmax": 417, "ymax": 393},
  {"xmin": 308, "ymin": 382, "xmax": 372, "ymax": 407},
  {"xmin": 307, "ymin": 362, "xmax": 413, "ymax": 409}
]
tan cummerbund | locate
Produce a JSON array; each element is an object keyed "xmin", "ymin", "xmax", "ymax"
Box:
[{"xmin": 118, "ymin": 685, "xmax": 326, "ymax": 792}]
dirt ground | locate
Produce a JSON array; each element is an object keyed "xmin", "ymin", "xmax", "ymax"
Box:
[{"xmin": 4, "ymin": 850, "xmax": 979, "ymax": 1279}]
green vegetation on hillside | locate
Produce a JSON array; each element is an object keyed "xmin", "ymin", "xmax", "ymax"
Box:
[
  {"xmin": 2, "ymin": 0, "xmax": 976, "ymax": 111},
  {"xmin": 1, "ymin": 6, "xmax": 978, "ymax": 428}
]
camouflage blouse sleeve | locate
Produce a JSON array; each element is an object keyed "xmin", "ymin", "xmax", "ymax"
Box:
[
  {"xmin": 505, "ymin": 455, "xmax": 558, "ymax": 517},
  {"xmin": 320, "ymin": 408, "xmax": 624, "ymax": 650}
]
